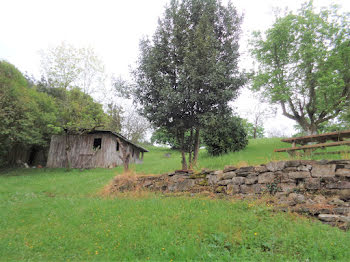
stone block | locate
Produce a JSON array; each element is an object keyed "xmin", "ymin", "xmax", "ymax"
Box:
[
  {"xmin": 284, "ymin": 167, "xmax": 298, "ymax": 172},
  {"xmin": 217, "ymin": 179, "xmax": 232, "ymax": 186},
  {"xmin": 255, "ymin": 165, "xmax": 268, "ymax": 173},
  {"xmin": 245, "ymin": 174, "xmax": 258, "ymax": 185},
  {"xmin": 208, "ymin": 175, "xmax": 219, "ymax": 186},
  {"xmin": 236, "ymin": 167, "xmax": 255, "ymax": 177},
  {"xmin": 280, "ymin": 172, "xmax": 294, "ymax": 183},
  {"xmin": 212, "ymin": 170, "xmax": 223, "ymax": 176},
  {"xmin": 238, "ymin": 166, "xmax": 255, "ymax": 173},
  {"xmin": 258, "ymin": 172, "xmax": 276, "ymax": 184},
  {"xmin": 288, "ymin": 193, "xmax": 306, "ymax": 204},
  {"xmin": 217, "ymin": 173, "xmax": 225, "ymax": 181},
  {"xmin": 288, "ymin": 171, "xmax": 310, "ymax": 179},
  {"xmin": 297, "ymin": 165, "xmax": 312, "ymax": 171},
  {"xmin": 335, "ymin": 169, "xmax": 350, "ymax": 177},
  {"xmin": 326, "ymin": 181, "xmax": 350, "ymax": 189},
  {"xmin": 318, "ymin": 214, "xmax": 343, "ymax": 222},
  {"xmin": 170, "ymin": 175, "xmax": 186, "ymax": 182},
  {"xmin": 171, "ymin": 179, "xmax": 196, "ymax": 192},
  {"xmin": 333, "ymin": 207, "xmax": 350, "ymax": 215},
  {"xmin": 235, "ymin": 171, "xmax": 255, "ymax": 177},
  {"xmin": 311, "ymin": 164, "xmax": 336, "ymax": 178},
  {"xmin": 339, "ymin": 189, "xmax": 350, "ymax": 200},
  {"xmin": 240, "ymin": 184, "xmax": 263, "ymax": 194},
  {"xmin": 224, "ymin": 165, "xmax": 237, "ymax": 173},
  {"xmin": 266, "ymin": 161, "xmax": 286, "ymax": 172},
  {"xmin": 231, "ymin": 177, "xmax": 246, "ymax": 185},
  {"xmin": 222, "ymin": 171, "xmax": 236, "ymax": 180},
  {"xmin": 285, "ymin": 160, "xmax": 302, "ymax": 167},
  {"xmin": 305, "ymin": 178, "xmax": 321, "ymax": 190},
  {"xmin": 227, "ymin": 184, "xmax": 240, "ymax": 195},
  {"xmin": 280, "ymin": 183, "xmax": 297, "ymax": 192}
]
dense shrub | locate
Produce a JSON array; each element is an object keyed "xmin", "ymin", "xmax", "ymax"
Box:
[{"xmin": 202, "ymin": 116, "xmax": 248, "ymax": 156}]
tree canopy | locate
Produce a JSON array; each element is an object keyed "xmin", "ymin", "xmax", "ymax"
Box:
[
  {"xmin": 250, "ymin": 1, "xmax": 350, "ymax": 134},
  {"xmin": 0, "ymin": 61, "xmax": 59, "ymax": 165},
  {"xmin": 40, "ymin": 42, "xmax": 105, "ymax": 95},
  {"xmin": 133, "ymin": 0, "xmax": 245, "ymax": 169}
]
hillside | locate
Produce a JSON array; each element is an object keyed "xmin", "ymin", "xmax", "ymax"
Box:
[
  {"xmin": 1, "ymin": 138, "xmax": 350, "ymax": 261},
  {"xmin": 116, "ymin": 138, "xmax": 350, "ymax": 175}
]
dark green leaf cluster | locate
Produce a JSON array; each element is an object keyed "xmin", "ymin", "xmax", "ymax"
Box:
[
  {"xmin": 202, "ymin": 115, "xmax": 248, "ymax": 156},
  {"xmin": 134, "ymin": 0, "xmax": 244, "ymax": 130}
]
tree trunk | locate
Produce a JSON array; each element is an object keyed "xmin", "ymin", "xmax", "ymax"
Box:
[
  {"xmin": 192, "ymin": 127, "xmax": 200, "ymax": 167},
  {"xmin": 303, "ymin": 124, "xmax": 318, "ymax": 135},
  {"xmin": 307, "ymin": 126, "xmax": 318, "ymax": 135},
  {"xmin": 181, "ymin": 150, "xmax": 188, "ymax": 170},
  {"xmin": 188, "ymin": 128, "xmax": 194, "ymax": 169},
  {"xmin": 179, "ymin": 130, "xmax": 188, "ymax": 170},
  {"xmin": 253, "ymin": 127, "xmax": 257, "ymax": 139},
  {"xmin": 117, "ymin": 138, "xmax": 130, "ymax": 172}
]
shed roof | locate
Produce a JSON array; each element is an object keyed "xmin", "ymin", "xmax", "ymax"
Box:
[{"xmin": 89, "ymin": 130, "xmax": 149, "ymax": 152}]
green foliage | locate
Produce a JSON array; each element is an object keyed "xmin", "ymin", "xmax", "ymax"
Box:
[
  {"xmin": 1, "ymin": 168, "xmax": 349, "ymax": 261},
  {"xmin": 151, "ymin": 127, "xmax": 198, "ymax": 150},
  {"xmin": 0, "ymin": 60, "xmax": 110, "ymax": 166},
  {"xmin": 58, "ymin": 87, "xmax": 107, "ymax": 133},
  {"xmin": 151, "ymin": 127, "xmax": 179, "ymax": 148},
  {"xmin": 242, "ymin": 119, "xmax": 265, "ymax": 139},
  {"xmin": 104, "ymin": 103, "xmax": 123, "ymax": 133},
  {"xmin": 133, "ymin": 0, "xmax": 245, "ymax": 166},
  {"xmin": 202, "ymin": 115, "xmax": 248, "ymax": 156},
  {"xmin": 0, "ymin": 61, "xmax": 59, "ymax": 166},
  {"xmin": 250, "ymin": 1, "xmax": 350, "ymax": 134}
]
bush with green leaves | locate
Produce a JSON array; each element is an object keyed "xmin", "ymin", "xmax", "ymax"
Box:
[{"xmin": 202, "ymin": 115, "xmax": 248, "ymax": 156}]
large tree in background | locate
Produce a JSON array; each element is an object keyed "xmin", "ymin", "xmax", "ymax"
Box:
[
  {"xmin": 250, "ymin": 2, "xmax": 350, "ymax": 135},
  {"xmin": 133, "ymin": 0, "xmax": 245, "ymax": 169},
  {"xmin": 40, "ymin": 42, "xmax": 105, "ymax": 95},
  {"xmin": 121, "ymin": 109, "xmax": 150, "ymax": 144}
]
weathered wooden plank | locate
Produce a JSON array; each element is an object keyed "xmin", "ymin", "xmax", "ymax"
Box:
[
  {"xmin": 274, "ymin": 140, "xmax": 350, "ymax": 153},
  {"xmin": 281, "ymin": 130, "xmax": 350, "ymax": 145},
  {"xmin": 313, "ymin": 150, "xmax": 350, "ymax": 156}
]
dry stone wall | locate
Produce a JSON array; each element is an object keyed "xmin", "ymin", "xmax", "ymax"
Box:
[{"xmin": 108, "ymin": 160, "xmax": 350, "ymax": 229}]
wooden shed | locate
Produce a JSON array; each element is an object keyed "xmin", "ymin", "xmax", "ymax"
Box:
[{"xmin": 46, "ymin": 130, "xmax": 148, "ymax": 168}]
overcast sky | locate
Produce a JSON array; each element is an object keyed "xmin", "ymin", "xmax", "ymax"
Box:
[{"xmin": 1, "ymin": 0, "xmax": 349, "ymax": 136}]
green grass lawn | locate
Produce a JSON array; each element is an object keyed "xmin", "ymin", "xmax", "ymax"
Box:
[
  {"xmin": 122, "ymin": 138, "xmax": 350, "ymax": 175},
  {"xmin": 1, "ymin": 138, "xmax": 350, "ymax": 261}
]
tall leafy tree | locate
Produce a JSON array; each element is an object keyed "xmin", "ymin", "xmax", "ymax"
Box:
[
  {"xmin": 133, "ymin": 0, "xmax": 245, "ymax": 169},
  {"xmin": 40, "ymin": 42, "xmax": 105, "ymax": 95},
  {"xmin": 250, "ymin": 2, "xmax": 350, "ymax": 135}
]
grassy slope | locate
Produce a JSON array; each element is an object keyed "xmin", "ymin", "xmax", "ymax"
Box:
[
  {"xmin": 1, "ymin": 138, "xmax": 350, "ymax": 261},
  {"xmin": 119, "ymin": 138, "xmax": 350, "ymax": 175}
]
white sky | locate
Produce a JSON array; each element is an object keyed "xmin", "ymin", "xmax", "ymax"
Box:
[{"xmin": 1, "ymin": 0, "xmax": 349, "ymax": 137}]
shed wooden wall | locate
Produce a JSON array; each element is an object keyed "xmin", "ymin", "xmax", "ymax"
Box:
[
  {"xmin": 7, "ymin": 144, "xmax": 47, "ymax": 166},
  {"xmin": 46, "ymin": 133, "xmax": 143, "ymax": 168}
]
